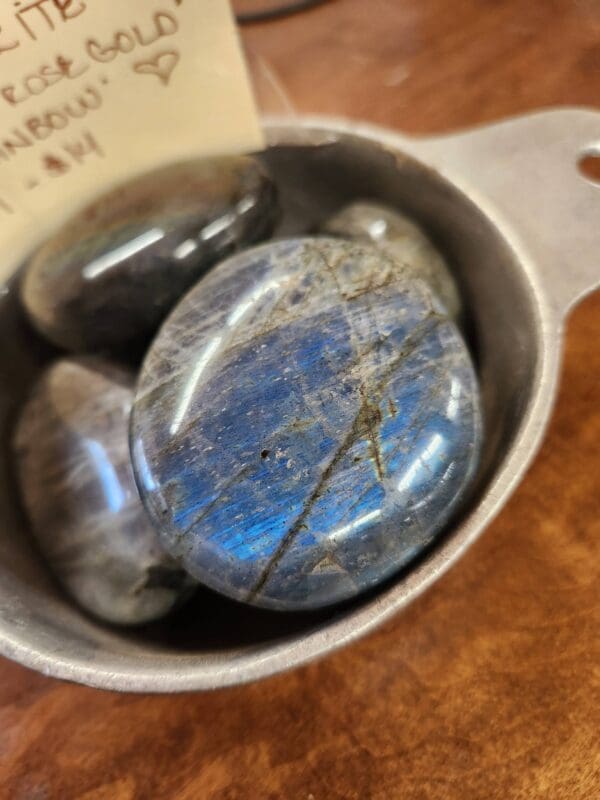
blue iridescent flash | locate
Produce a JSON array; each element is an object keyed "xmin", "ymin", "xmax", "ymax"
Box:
[{"xmin": 131, "ymin": 238, "xmax": 482, "ymax": 610}]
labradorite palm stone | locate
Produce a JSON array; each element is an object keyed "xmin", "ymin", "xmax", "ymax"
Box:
[
  {"xmin": 131, "ymin": 238, "xmax": 482, "ymax": 611},
  {"xmin": 322, "ymin": 201, "xmax": 462, "ymax": 321},
  {"xmin": 13, "ymin": 358, "xmax": 192, "ymax": 625},
  {"xmin": 21, "ymin": 156, "xmax": 278, "ymax": 352}
]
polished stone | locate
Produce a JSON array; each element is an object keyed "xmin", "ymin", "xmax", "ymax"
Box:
[
  {"xmin": 322, "ymin": 201, "xmax": 462, "ymax": 320},
  {"xmin": 131, "ymin": 238, "xmax": 482, "ymax": 611},
  {"xmin": 21, "ymin": 156, "xmax": 278, "ymax": 352},
  {"xmin": 13, "ymin": 358, "xmax": 193, "ymax": 625}
]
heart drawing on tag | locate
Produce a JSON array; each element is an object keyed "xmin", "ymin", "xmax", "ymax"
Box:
[{"xmin": 133, "ymin": 50, "xmax": 181, "ymax": 87}]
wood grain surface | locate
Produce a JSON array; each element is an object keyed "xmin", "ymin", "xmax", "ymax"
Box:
[{"xmin": 1, "ymin": 1, "xmax": 599, "ymax": 798}]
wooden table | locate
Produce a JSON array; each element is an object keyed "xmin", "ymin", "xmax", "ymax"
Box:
[{"xmin": 1, "ymin": 1, "xmax": 598, "ymax": 797}]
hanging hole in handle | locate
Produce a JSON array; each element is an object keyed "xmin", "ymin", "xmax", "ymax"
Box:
[{"xmin": 577, "ymin": 147, "xmax": 600, "ymax": 186}]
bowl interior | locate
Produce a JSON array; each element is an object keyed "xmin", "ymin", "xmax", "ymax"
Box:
[{"xmin": 0, "ymin": 129, "xmax": 542, "ymax": 689}]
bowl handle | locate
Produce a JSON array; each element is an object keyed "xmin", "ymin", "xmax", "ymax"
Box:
[{"xmin": 411, "ymin": 108, "xmax": 600, "ymax": 318}]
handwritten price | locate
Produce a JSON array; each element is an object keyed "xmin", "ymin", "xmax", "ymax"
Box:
[
  {"xmin": 38, "ymin": 129, "xmax": 104, "ymax": 177},
  {"xmin": 0, "ymin": 129, "xmax": 104, "ymax": 215}
]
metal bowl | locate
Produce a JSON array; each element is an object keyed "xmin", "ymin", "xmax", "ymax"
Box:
[{"xmin": 0, "ymin": 109, "xmax": 598, "ymax": 691}]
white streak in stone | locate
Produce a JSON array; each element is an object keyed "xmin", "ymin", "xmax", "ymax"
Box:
[
  {"xmin": 367, "ymin": 219, "xmax": 388, "ymax": 240},
  {"xmin": 133, "ymin": 438, "xmax": 158, "ymax": 492},
  {"xmin": 171, "ymin": 278, "xmax": 283, "ymax": 436},
  {"xmin": 446, "ymin": 376, "xmax": 462, "ymax": 420},
  {"xmin": 237, "ymin": 195, "xmax": 257, "ymax": 214},
  {"xmin": 82, "ymin": 228, "xmax": 165, "ymax": 280},
  {"xmin": 329, "ymin": 508, "xmax": 382, "ymax": 545},
  {"xmin": 397, "ymin": 432, "xmax": 444, "ymax": 493},
  {"xmin": 226, "ymin": 279, "xmax": 281, "ymax": 328},
  {"xmin": 201, "ymin": 213, "xmax": 236, "ymax": 241},
  {"xmin": 84, "ymin": 438, "xmax": 126, "ymax": 513},
  {"xmin": 174, "ymin": 238, "xmax": 198, "ymax": 260},
  {"xmin": 170, "ymin": 336, "xmax": 223, "ymax": 436}
]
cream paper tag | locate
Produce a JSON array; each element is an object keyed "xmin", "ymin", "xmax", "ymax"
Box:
[{"xmin": 0, "ymin": 0, "xmax": 264, "ymax": 283}]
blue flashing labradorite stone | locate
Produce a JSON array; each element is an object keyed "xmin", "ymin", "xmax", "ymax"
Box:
[{"xmin": 131, "ymin": 237, "xmax": 482, "ymax": 611}]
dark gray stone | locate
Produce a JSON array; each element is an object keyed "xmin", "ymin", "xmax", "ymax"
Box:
[
  {"xmin": 21, "ymin": 157, "xmax": 279, "ymax": 352},
  {"xmin": 321, "ymin": 201, "xmax": 462, "ymax": 320}
]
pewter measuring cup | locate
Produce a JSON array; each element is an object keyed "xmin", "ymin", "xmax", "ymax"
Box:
[{"xmin": 0, "ymin": 108, "xmax": 598, "ymax": 691}]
